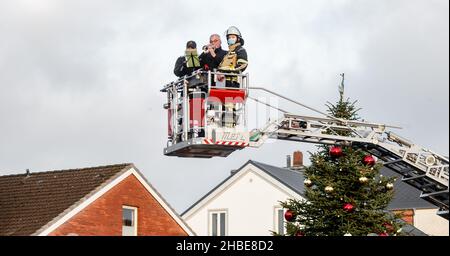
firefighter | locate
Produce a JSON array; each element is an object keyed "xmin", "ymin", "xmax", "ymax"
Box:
[
  {"xmin": 173, "ymin": 40, "xmax": 201, "ymax": 77},
  {"xmin": 216, "ymin": 26, "xmax": 248, "ymax": 127},
  {"xmin": 217, "ymin": 26, "xmax": 248, "ymax": 88}
]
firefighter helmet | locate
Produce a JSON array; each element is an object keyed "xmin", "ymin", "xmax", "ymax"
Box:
[{"xmin": 225, "ymin": 26, "xmax": 242, "ymax": 38}]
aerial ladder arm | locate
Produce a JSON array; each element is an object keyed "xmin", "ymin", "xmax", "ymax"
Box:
[{"xmin": 247, "ymin": 87, "xmax": 449, "ymax": 219}]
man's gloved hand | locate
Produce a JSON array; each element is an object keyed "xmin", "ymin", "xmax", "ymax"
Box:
[
  {"xmin": 207, "ymin": 45, "xmax": 216, "ymax": 58},
  {"xmin": 216, "ymin": 74, "xmax": 225, "ymax": 82}
]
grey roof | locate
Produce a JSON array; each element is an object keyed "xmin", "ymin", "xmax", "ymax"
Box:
[
  {"xmin": 183, "ymin": 160, "xmax": 436, "ymax": 216},
  {"xmin": 401, "ymin": 221, "xmax": 428, "ymax": 236},
  {"xmin": 183, "ymin": 160, "xmax": 432, "ymax": 236},
  {"xmin": 379, "ymin": 168, "xmax": 436, "ymax": 210},
  {"xmin": 251, "ymin": 160, "xmax": 436, "ymax": 210},
  {"xmin": 181, "ymin": 160, "xmax": 316, "ymax": 216},
  {"xmin": 249, "ymin": 161, "xmax": 306, "ymax": 195}
]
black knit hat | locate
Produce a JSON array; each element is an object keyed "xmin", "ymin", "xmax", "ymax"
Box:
[{"xmin": 186, "ymin": 40, "xmax": 197, "ymax": 49}]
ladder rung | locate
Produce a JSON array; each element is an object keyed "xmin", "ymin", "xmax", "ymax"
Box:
[
  {"xmin": 420, "ymin": 190, "xmax": 449, "ymax": 198},
  {"xmin": 383, "ymin": 159, "xmax": 403, "ymax": 165},
  {"xmin": 402, "ymin": 175, "xmax": 427, "ymax": 181},
  {"xmin": 390, "ymin": 166, "xmax": 414, "ymax": 174},
  {"xmin": 418, "ymin": 182, "xmax": 438, "ymax": 189}
]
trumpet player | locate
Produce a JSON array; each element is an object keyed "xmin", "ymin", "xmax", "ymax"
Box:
[{"xmin": 200, "ymin": 34, "xmax": 227, "ymax": 71}]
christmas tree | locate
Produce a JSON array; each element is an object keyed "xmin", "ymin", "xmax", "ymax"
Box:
[{"xmin": 278, "ymin": 75, "xmax": 403, "ymax": 236}]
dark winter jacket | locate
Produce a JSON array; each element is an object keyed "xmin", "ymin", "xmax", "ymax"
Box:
[
  {"xmin": 199, "ymin": 47, "xmax": 227, "ymax": 71},
  {"xmin": 173, "ymin": 56, "xmax": 201, "ymax": 77}
]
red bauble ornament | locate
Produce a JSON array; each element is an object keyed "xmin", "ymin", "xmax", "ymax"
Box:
[
  {"xmin": 378, "ymin": 232, "xmax": 389, "ymax": 236},
  {"xmin": 295, "ymin": 231, "xmax": 304, "ymax": 236},
  {"xmin": 343, "ymin": 203, "xmax": 355, "ymax": 212},
  {"xmin": 363, "ymin": 155, "xmax": 376, "ymax": 166},
  {"xmin": 383, "ymin": 222, "xmax": 394, "ymax": 232},
  {"xmin": 284, "ymin": 210, "xmax": 296, "ymax": 222},
  {"xmin": 329, "ymin": 146, "xmax": 343, "ymax": 157}
]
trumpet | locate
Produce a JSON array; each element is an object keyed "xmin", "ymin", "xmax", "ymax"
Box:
[{"xmin": 202, "ymin": 44, "xmax": 215, "ymax": 52}]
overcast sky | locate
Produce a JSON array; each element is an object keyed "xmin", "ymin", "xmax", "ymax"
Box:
[{"xmin": 0, "ymin": 0, "xmax": 448, "ymax": 213}]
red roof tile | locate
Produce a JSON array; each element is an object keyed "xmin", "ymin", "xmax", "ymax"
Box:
[{"xmin": 0, "ymin": 163, "xmax": 132, "ymax": 235}]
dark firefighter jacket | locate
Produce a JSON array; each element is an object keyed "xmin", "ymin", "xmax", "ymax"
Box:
[{"xmin": 218, "ymin": 43, "xmax": 248, "ymax": 73}]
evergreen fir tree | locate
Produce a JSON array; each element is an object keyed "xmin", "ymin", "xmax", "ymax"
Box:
[{"xmin": 278, "ymin": 77, "xmax": 404, "ymax": 236}]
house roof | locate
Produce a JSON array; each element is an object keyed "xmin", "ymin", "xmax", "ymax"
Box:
[
  {"xmin": 183, "ymin": 159, "xmax": 435, "ymax": 217},
  {"xmin": 0, "ymin": 163, "xmax": 132, "ymax": 236},
  {"xmin": 400, "ymin": 222, "xmax": 428, "ymax": 236},
  {"xmin": 249, "ymin": 161, "xmax": 306, "ymax": 195},
  {"xmin": 379, "ymin": 168, "xmax": 436, "ymax": 210},
  {"xmin": 251, "ymin": 160, "xmax": 436, "ymax": 210},
  {"xmin": 182, "ymin": 160, "xmax": 432, "ymax": 236},
  {"xmin": 0, "ymin": 163, "xmax": 195, "ymax": 236}
]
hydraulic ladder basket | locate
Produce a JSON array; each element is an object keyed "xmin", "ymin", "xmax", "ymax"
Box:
[{"xmin": 161, "ymin": 70, "xmax": 250, "ymax": 158}]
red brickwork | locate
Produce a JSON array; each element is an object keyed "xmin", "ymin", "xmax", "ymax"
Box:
[
  {"xmin": 50, "ymin": 174, "xmax": 188, "ymax": 236},
  {"xmin": 394, "ymin": 209, "xmax": 414, "ymax": 225},
  {"xmin": 293, "ymin": 151, "xmax": 303, "ymax": 167}
]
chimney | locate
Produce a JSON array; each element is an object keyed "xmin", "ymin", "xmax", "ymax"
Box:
[
  {"xmin": 292, "ymin": 151, "xmax": 303, "ymax": 170},
  {"xmin": 286, "ymin": 155, "xmax": 291, "ymax": 168},
  {"xmin": 230, "ymin": 169, "xmax": 238, "ymax": 175}
]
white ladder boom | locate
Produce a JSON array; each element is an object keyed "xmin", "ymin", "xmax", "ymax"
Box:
[{"xmin": 248, "ymin": 87, "xmax": 449, "ymax": 219}]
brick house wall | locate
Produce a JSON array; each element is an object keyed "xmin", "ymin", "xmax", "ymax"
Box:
[
  {"xmin": 394, "ymin": 209, "xmax": 414, "ymax": 225},
  {"xmin": 50, "ymin": 174, "xmax": 188, "ymax": 236}
]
